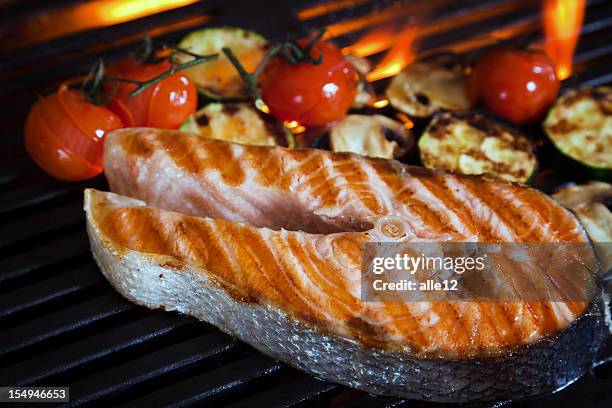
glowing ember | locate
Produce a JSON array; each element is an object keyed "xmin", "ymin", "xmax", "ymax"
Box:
[
  {"xmin": 395, "ymin": 112, "xmax": 414, "ymax": 129},
  {"xmin": 543, "ymin": 0, "xmax": 586, "ymax": 80},
  {"xmin": 372, "ymin": 99, "xmax": 390, "ymax": 108},
  {"xmin": 366, "ymin": 25, "xmax": 418, "ymax": 82},
  {"xmin": 255, "ymin": 99, "xmax": 270, "ymax": 114},
  {"xmin": 283, "ymin": 120, "xmax": 306, "ymax": 134},
  {"xmin": 292, "ymin": 125, "xmax": 307, "ymax": 135}
]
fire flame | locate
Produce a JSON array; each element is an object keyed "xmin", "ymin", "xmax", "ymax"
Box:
[
  {"xmin": 343, "ymin": 28, "xmax": 397, "ymax": 58},
  {"xmin": 366, "ymin": 25, "xmax": 418, "ymax": 82},
  {"xmin": 98, "ymin": 0, "xmax": 198, "ymax": 23},
  {"xmin": 543, "ymin": 0, "xmax": 586, "ymax": 80}
]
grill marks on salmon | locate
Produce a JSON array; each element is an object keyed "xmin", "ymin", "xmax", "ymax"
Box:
[
  {"xmin": 104, "ymin": 128, "xmax": 585, "ymax": 243},
  {"xmin": 86, "ymin": 189, "xmax": 592, "ymax": 357}
]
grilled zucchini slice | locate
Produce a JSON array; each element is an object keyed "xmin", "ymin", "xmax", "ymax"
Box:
[
  {"xmin": 419, "ymin": 112, "xmax": 537, "ymax": 183},
  {"xmin": 181, "ymin": 103, "xmax": 292, "ymax": 147},
  {"xmin": 386, "ymin": 54, "xmax": 471, "ymax": 117},
  {"xmin": 544, "ymin": 87, "xmax": 612, "ymax": 180},
  {"xmin": 330, "ymin": 114, "xmax": 414, "ymax": 159},
  {"xmin": 174, "ymin": 27, "xmax": 269, "ymax": 99}
]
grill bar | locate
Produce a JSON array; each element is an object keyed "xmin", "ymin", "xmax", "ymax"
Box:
[
  {"xmin": 1, "ymin": 229, "xmax": 91, "ymax": 286},
  {"xmin": 223, "ymin": 377, "xmax": 340, "ymax": 408},
  {"xmin": 0, "ymin": 263, "xmax": 105, "ymax": 320},
  {"xmin": 65, "ymin": 333, "xmax": 238, "ymax": 407},
  {"xmin": 0, "ymin": 293, "xmax": 133, "ymax": 358},
  {"xmin": 335, "ymin": 394, "xmax": 406, "ymax": 408},
  {"xmin": 0, "ymin": 177, "xmax": 105, "ymax": 218},
  {"xmin": 115, "ymin": 355, "xmax": 285, "ymax": 408},
  {"xmin": 0, "ymin": 314, "xmax": 195, "ymax": 386},
  {"xmin": 0, "ymin": 0, "xmax": 610, "ymax": 406},
  {"xmin": 0, "ymin": 200, "xmax": 84, "ymax": 250}
]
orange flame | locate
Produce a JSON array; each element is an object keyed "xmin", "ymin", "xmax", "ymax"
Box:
[
  {"xmin": 366, "ymin": 25, "xmax": 418, "ymax": 82},
  {"xmin": 343, "ymin": 28, "xmax": 397, "ymax": 58},
  {"xmin": 543, "ymin": 0, "xmax": 586, "ymax": 80},
  {"xmin": 97, "ymin": 0, "xmax": 198, "ymax": 24}
]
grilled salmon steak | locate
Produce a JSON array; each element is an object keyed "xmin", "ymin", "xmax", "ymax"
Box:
[
  {"xmin": 87, "ymin": 128, "xmax": 605, "ymax": 402},
  {"xmin": 85, "ymin": 189, "xmax": 604, "ymax": 402},
  {"xmin": 106, "ymin": 128, "xmax": 584, "ymax": 241}
]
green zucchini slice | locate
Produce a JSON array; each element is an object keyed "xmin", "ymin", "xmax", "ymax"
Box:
[
  {"xmin": 330, "ymin": 114, "xmax": 414, "ymax": 159},
  {"xmin": 181, "ymin": 103, "xmax": 292, "ymax": 147},
  {"xmin": 544, "ymin": 87, "xmax": 612, "ymax": 179},
  {"xmin": 174, "ymin": 27, "xmax": 269, "ymax": 99},
  {"xmin": 419, "ymin": 112, "xmax": 537, "ymax": 183}
]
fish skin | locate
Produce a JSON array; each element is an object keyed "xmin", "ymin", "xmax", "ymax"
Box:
[{"xmin": 84, "ymin": 189, "xmax": 606, "ymax": 403}]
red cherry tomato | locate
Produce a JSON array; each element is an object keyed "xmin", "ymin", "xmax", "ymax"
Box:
[
  {"xmin": 24, "ymin": 84, "xmax": 124, "ymax": 181},
  {"xmin": 106, "ymin": 56, "xmax": 197, "ymax": 129},
  {"xmin": 467, "ymin": 48, "xmax": 560, "ymax": 125},
  {"xmin": 260, "ymin": 39, "xmax": 358, "ymax": 127}
]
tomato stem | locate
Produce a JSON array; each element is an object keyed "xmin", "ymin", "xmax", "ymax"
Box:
[
  {"xmin": 132, "ymin": 33, "xmax": 157, "ymax": 63},
  {"xmin": 222, "ymin": 28, "xmax": 327, "ymax": 113},
  {"xmin": 127, "ymin": 50, "xmax": 218, "ymax": 97},
  {"xmin": 81, "ymin": 59, "xmax": 115, "ymax": 105},
  {"xmin": 222, "ymin": 47, "xmax": 265, "ymax": 106},
  {"xmin": 299, "ymin": 28, "xmax": 326, "ymax": 64}
]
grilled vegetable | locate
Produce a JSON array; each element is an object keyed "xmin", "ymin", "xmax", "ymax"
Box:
[
  {"xmin": 543, "ymin": 87, "xmax": 612, "ymax": 180},
  {"xmin": 553, "ymin": 181, "xmax": 612, "ymax": 272},
  {"xmin": 25, "ymin": 83, "xmax": 124, "ymax": 181},
  {"xmin": 180, "ymin": 102, "xmax": 292, "ymax": 147},
  {"xmin": 330, "ymin": 114, "xmax": 413, "ymax": 159},
  {"xmin": 260, "ymin": 38, "xmax": 358, "ymax": 127},
  {"xmin": 419, "ymin": 112, "xmax": 537, "ymax": 183},
  {"xmin": 386, "ymin": 55, "xmax": 471, "ymax": 117},
  {"xmin": 106, "ymin": 55, "xmax": 197, "ymax": 129},
  {"xmin": 175, "ymin": 27, "xmax": 269, "ymax": 99}
]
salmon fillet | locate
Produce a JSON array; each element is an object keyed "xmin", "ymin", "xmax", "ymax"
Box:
[
  {"xmin": 84, "ymin": 189, "xmax": 604, "ymax": 402},
  {"xmin": 104, "ymin": 128, "xmax": 586, "ymax": 242}
]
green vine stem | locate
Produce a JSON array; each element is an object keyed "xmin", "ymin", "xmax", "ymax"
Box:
[
  {"xmin": 78, "ymin": 50, "xmax": 219, "ymax": 105},
  {"xmin": 222, "ymin": 47, "xmax": 264, "ymax": 102},
  {"xmin": 127, "ymin": 50, "xmax": 218, "ymax": 97},
  {"xmin": 81, "ymin": 58, "xmax": 108, "ymax": 105},
  {"xmin": 222, "ymin": 28, "xmax": 327, "ymax": 113}
]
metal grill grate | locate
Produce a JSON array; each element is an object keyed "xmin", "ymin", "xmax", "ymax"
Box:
[{"xmin": 1, "ymin": 1, "xmax": 611, "ymax": 406}]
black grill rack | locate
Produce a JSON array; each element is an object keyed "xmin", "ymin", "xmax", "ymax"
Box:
[{"xmin": 0, "ymin": 1, "xmax": 611, "ymax": 407}]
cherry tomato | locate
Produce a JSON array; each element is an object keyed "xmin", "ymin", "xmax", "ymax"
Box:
[
  {"xmin": 24, "ymin": 84, "xmax": 124, "ymax": 181},
  {"xmin": 106, "ymin": 56, "xmax": 197, "ymax": 129},
  {"xmin": 260, "ymin": 39, "xmax": 358, "ymax": 127},
  {"xmin": 467, "ymin": 48, "xmax": 560, "ymax": 125}
]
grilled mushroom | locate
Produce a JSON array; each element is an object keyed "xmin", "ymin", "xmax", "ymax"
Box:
[
  {"xmin": 386, "ymin": 54, "xmax": 472, "ymax": 117},
  {"xmin": 553, "ymin": 181, "xmax": 612, "ymax": 273},
  {"xmin": 330, "ymin": 114, "xmax": 414, "ymax": 159}
]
